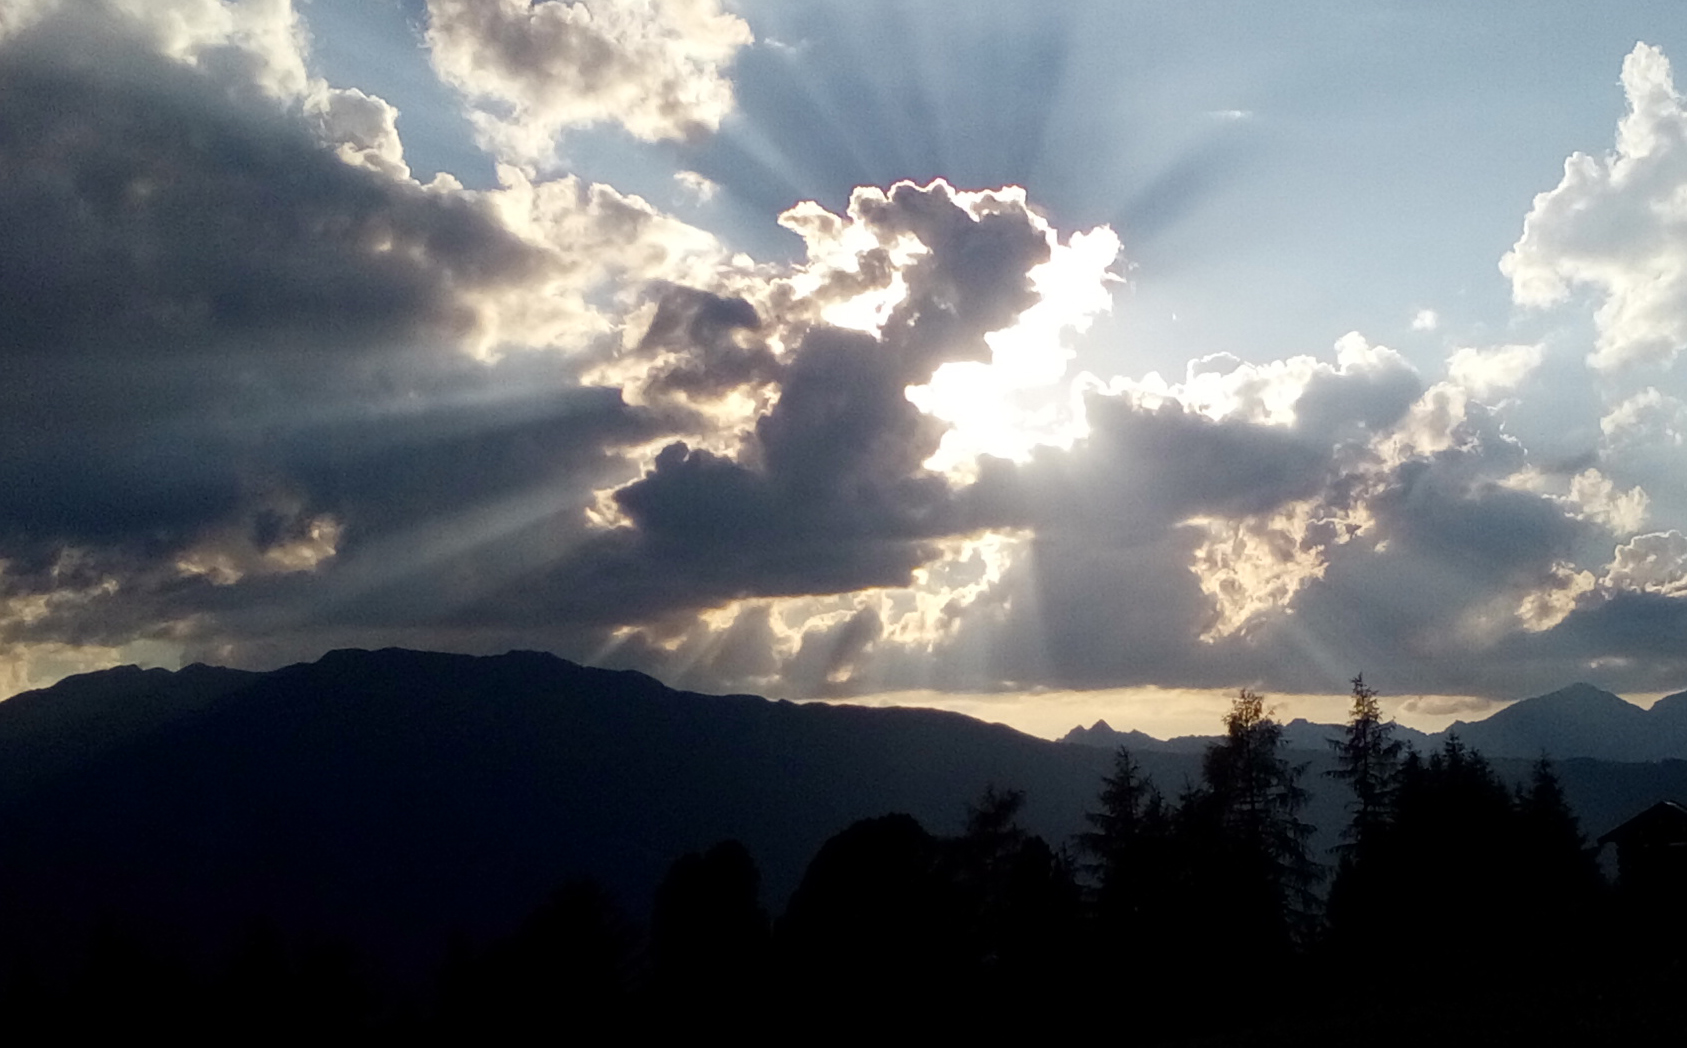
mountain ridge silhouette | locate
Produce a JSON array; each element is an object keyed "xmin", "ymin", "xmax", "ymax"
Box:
[
  {"xmin": 1063, "ymin": 681, "xmax": 1687, "ymax": 762},
  {"xmin": 3, "ymin": 648, "xmax": 1686, "ymax": 995},
  {"xmin": 0, "ymin": 647, "xmax": 1124, "ymax": 984}
]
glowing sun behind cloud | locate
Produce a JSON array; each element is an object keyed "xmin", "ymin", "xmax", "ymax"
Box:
[{"xmin": 905, "ymin": 198, "xmax": 1123, "ymax": 479}]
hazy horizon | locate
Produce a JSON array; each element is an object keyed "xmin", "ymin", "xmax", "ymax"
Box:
[{"xmin": 17, "ymin": 644, "xmax": 1683, "ymax": 743}]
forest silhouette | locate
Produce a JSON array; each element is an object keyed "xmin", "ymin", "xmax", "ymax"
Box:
[{"xmin": 2, "ymin": 674, "xmax": 1684, "ymax": 1043}]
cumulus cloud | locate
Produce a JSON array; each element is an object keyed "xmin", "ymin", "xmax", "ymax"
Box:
[
  {"xmin": 425, "ymin": 0, "xmax": 752, "ymax": 167},
  {"xmin": 1445, "ymin": 343, "xmax": 1543, "ymax": 400},
  {"xmin": 1565, "ymin": 468, "xmax": 1650, "ymax": 535},
  {"xmin": 1516, "ymin": 563, "xmax": 1597, "ymax": 632},
  {"xmin": 1502, "ymin": 43, "xmax": 1687, "ymax": 371},
  {"xmin": 1601, "ymin": 386, "xmax": 1687, "ymax": 447},
  {"xmin": 673, "ymin": 169, "xmax": 718, "ymax": 202},
  {"xmin": 1187, "ymin": 503, "xmax": 1346, "ymax": 641},
  {"xmin": 0, "ymin": 1, "xmax": 726, "ymax": 684},
  {"xmin": 1095, "ymin": 332, "xmax": 1420, "ymax": 438},
  {"xmin": 0, "ymin": 0, "xmax": 311, "ymax": 99},
  {"xmin": 1602, "ymin": 530, "xmax": 1687, "ymax": 597},
  {"xmin": 3, "ymin": 8, "xmax": 1683, "ymax": 711},
  {"xmin": 591, "ymin": 179, "xmax": 1046, "ymax": 605},
  {"xmin": 307, "ymin": 86, "xmax": 411, "ymax": 181}
]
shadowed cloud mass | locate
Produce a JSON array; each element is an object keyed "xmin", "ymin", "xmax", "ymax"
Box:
[{"xmin": 1, "ymin": 0, "xmax": 1684, "ymax": 719}]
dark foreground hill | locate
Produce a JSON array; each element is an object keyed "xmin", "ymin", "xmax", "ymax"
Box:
[
  {"xmin": 3, "ymin": 648, "xmax": 1685, "ymax": 1000},
  {"xmin": 0, "ymin": 648, "xmax": 1142, "ymax": 985}
]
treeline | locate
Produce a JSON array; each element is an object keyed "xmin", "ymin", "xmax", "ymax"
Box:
[{"xmin": 4, "ymin": 678, "xmax": 1684, "ymax": 1042}]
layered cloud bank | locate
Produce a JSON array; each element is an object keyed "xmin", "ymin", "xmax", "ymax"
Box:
[{"xmin": 0, "ymin": 3, "xmax": 1683, "ymax": 708}]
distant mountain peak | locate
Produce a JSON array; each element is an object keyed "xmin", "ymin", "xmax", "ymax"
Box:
[
  {"xmin": 1647, "ymin": 689, "xmax": 1687, "ymax": 714},
  {"xmin": 1532, "ymin": 682, "xmax": 1629, "ymax": 705}
]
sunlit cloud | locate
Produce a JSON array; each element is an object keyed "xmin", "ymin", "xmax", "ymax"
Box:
[
  {"xmin": 1503, "ymin": 43, "xmax": 1687, "ymax": 372},
  {"xmin": 1445, "ymin": 343, "xmax": 1542, "ymax": 400},
  {"xmin": 424, "ymin": 0, "xmax": 753, "ymax": 167},
  {"xmin": 2, "ymin": 3, "xmax": 1684, "ymax": 729}
]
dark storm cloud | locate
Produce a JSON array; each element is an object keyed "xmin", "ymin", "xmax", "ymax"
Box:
[
  {"xmin": 986, "ymin": 529, "xmax": 1220, "ymax": 690},
  {"xmin": 480, "ymin": 181, "xmax": 1059, "ymax": 621},
  {"xmin": 1527, "ymin": 591, "xmax": 1687, "ymax": 663},
  {"xmin": 275, "ymin": 366, "xmax": 664, "ymax": 544},
  {"xmin": 0, "ymin": 43, "xmax": 1070, "ymax": 668},
  {"xmin": 1292, "ymin": 355, "xmax": 1421, "ymax": 440},
  {"xmin": 1368, "ymin": 461, "xmax": 1581, "ymax": 586},
  {"xmin": 961, "ymin": 345, "xmax": 1424, "ymax": 544},
  {"xmin": 781, "ymin": 604, "xmax": 884, "ymax": 693},
  {"xmin": 857, "ymin": 181, "xmax": 1051, "ymax": 378},
  {"xmin": 907, "ymin": 366, "xmax": 1652, "ymax": 699},
  {"xmin": 0, "ymin": 17, "xmax": 540, "ymax": 546},
  {"xmin": 621, "ymin": 325, "xmax": 948, "ymax": 532},
  {"xmin": 633, "ymin": 285, "xmax": 780, "ymax": 399},
  {"xmin": 576, "ymin": 325, "xmax": 955, "ymax": 611},
  {"xmin": 966, "ymin": 395, "xmax": 1331, "ymax": 538},
  {"xmin": 1265, "ymin": 403, "xmax": 1579, "ymax": 688},
  {"xmin": 0, "ymin": 15, "xmax": 687, "ymax": 654},
  {"xmin": 1218, "ymin": 438, "xmax": 1603, "ymax": 695}
]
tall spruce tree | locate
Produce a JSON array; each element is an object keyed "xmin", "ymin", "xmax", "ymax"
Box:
[
  {"xmin": 1324, "ymin": 675, "xmax": 1406, "ymax": 960},
  {"xmin": 1327, "ymin": 673, "xmax": 1404, "ymax": 854},
  {"xmin": 1195, "ymin": 690, "xmax": 1320, "ymax": 950},
  {"xmin": 1079, "ymin": 748, "xmax": 1171, "ymax": 940}
]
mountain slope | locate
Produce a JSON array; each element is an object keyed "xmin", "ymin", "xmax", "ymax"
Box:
[
  {"xmin": 1445, "ymin": 683, "xmax": 1659, "ymax": 761},
  {"xmin": 0, "ymin": 661, "xmax": 255, "ymax": 801},
  {"xmin": 2, "ymin": 650, "xmax": 1680, "ymax": 992},
  {"xmin": 0, "ymin": 648, "xmax": 1134, "ymax": 983}
]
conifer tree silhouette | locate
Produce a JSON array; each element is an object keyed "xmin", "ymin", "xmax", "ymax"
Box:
[
  {"xmin": 1324, "ymin": 674, "xmax": 1406, "ymax": 961},
  {"xmin": 1194, "ymin": 690, "xmax": 1320, "ymax": 952},
  {"xmin": 949, "ymin": 785, "xmax": 1080, "ymax": 1022},
  {"xmin": 1327, "ymin": 673, "xmax": 1403, "ymax": 853},
  {"xmin": 1079, "ymin": 748, "xmax": 1172, "ymax": 945},
  {"xmin": 1078, "ymin": 747, "xmax": 1176, "ymax": 1017}
]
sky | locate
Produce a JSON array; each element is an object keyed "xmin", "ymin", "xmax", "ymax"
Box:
[{"xmin": 2, "ymin": 0, "xmax": 1686, "ymax": 737}]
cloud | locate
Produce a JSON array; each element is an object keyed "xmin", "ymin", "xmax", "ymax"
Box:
[
  {"xmin": 1094, "ymin": 333, "xmax": 1419, "ymax": 438},
  {"xmin": 3, "ymin": 10, "xmax": 1683, "ymax": 712},
  {"xmin": 0, "ymin": 0, "xmax": 312, "ymax": 99},
  {"xmin": 424, "ymin": 0, "xmax": 752, "ymax": 167},
  {"xmin": 0, "ymin": 19, "xmax": 547, "ymax": 542},
  {"xmin": 1502, "ymin": 43, "xmax": 1687, "ymax": 371},
  {"xmin": 1445, "ymin": 343, "xmax": 1543, "ymax": 400},
  {"xmin": 1397, "ymin": 693, "xmax": 1505, "ymax": 720},
  {"xmin": 617, "ymin": 285, "xmax": 778, "ymax": 402},
  {"xmin": 1602, "ymin": 530, "xmax": 1687, "ymax": 597},
  {"xmin": 1411, "ymin": 309, "xmax": 1439, "ymax": 331},
  {"xmin": 1601, "ymin": 386, "xmax": 1687, "ymax": 447},
  {"xmin": 308, "ymin": 85, "xmax": 411, "ymax": 181},
  {"xmin": 301, "ymin": 179, "xmax": 1089, "ymax": 657},
  {"xmin": 673, "ymin": 169, "xmax": 718, "ymax": 203},
  {"xmin": 0, "ymin": 4, "xmax": 720, "ymax": 680},
  {"xmin": 782, "ymin": 604, "xmax": 884, "ymax": 692},
  {"xmin": 1565, "ymin": 468, "xmax": 1649, "ymax": 535},
  {"xmin": 1516, "ymin": 562, "xmax": 1597, "ymax": 633}
]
